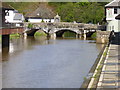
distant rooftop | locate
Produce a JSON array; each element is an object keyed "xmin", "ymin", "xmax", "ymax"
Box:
[
  {"xmin": 25, "ymin": 3, "xmax": 55, "ymax": 19},
  {"xmin": 0, "ymin": 2, "xmax": 14, "ymax": 10},
  {"xmin": 105, "ymin": 0, "xmax": 120, "ymax": 7}
]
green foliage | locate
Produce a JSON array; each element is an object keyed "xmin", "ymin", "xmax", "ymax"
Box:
[
  {"xmin": 28, "ymin": 23, "xmax": 33, "ymax": 28},
  {"xmin": 63, "ymin": 31, "xmax": 76, "ymax": 38},
  {"xmin": 91, "ymin": 32, "xmax": 96, "ymax": 39},
  {"xmin": 103, "ymin": 51, "xmax": 107, "ymax": 57},
  {"xmin": 56, "ymin": 2, "xmax": 105, "ymax": 24},
  {"xmin": 10, "ymin": 33, "xmax": 20, "ymax": 37},
  {"xmin": 41, "ymin": 19, "xmax": 44, "ymax": 22},
  {"xmin": 4, "ymin": 2, "xmax": 107, "ymax": 24},
  {"xmin": 10, "ymin": 33, "xmax": 20, "ymax": 39},
  {"xmin": 34, "ymin": 32, "xmax": 47, "ymax": 36},
  {"xmin": 84, "ymin": 77, "xmax": 87, "ymax": 80},
  {"xmin": 0, "ymin": 35, "xmax": 1, "ymax": 41}
]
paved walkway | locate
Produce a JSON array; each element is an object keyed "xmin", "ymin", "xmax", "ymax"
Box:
[{"xmin": 97, "ymin": 33, "xmax": 120, "ymax": 89}]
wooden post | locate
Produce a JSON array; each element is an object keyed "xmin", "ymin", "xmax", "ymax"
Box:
[{"xmin": 2, "ymin": 35, "xmax": 10, "ymax": 53}]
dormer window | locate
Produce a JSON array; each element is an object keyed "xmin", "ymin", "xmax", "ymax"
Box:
[{"xmin": 114, "ymin": 8, "xmax": 117, "ymax": 14}]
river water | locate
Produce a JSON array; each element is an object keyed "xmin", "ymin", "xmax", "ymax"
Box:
[{"xmin": 2, "ymin": 36, "xmax": 104, "ymax": 88}]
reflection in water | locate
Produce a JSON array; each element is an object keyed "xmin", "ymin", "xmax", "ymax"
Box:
[
  {"xmin": 2, "ymin": 36, "xmax": 103, "ymax": 88},
  {"xmin": 2, "ymin": 48, "xmax": 9, "ymax": 61}
]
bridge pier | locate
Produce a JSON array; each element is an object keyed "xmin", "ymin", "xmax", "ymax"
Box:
[
  {"xmin": 24, "ymin": 32, "xmax": 27, "ymax": 37},
  {"xmin": 79, "ymin": 34, "xmax": 82, "ymax": 38},
  {"xmin": 83, "ymin": 30, "xmax": 87, "ymax": 39},
  {"xmin": 76, "ymin": 34, "xmax": 82, "ymax": 38},
  {"xmin": 76, "ymin": 34, "xmax": 79, "ymax": 38},
  {"xmin": 96, "ymin": 31, "xmax": 111, "ymax": 44},
  {"xmin": 49, "ymin": 33, "xmax": 56, "ymax": 39}
]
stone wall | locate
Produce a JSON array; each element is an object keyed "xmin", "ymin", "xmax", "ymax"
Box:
[{"xmin": 96, "ymin": 31, "xmax": 111, "ymax": 44}]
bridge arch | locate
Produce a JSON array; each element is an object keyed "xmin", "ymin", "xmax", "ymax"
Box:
[{"xmin": 52, "ymin": 28, "xmax": 80, "ymax": 38}]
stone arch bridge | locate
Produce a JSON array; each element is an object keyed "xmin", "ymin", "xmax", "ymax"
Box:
[{"xmin": 24, "ymin": 22, "xmax": 106, "ymax": 38}]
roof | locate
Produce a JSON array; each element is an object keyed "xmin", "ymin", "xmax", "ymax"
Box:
[
  {"xmin": 1, "ymin": 2, "xmax": 14, "ymax": 10},
  {"xmin": 25, "ymin": 17, "xmax": 42, "ymax": 19},
  {"xmin": 115, "ymin": 14, "xmax": 120, "ymax": 19},
  {"xmin": 55, "ymin": 14, "xmax": 60, "ymax": 18},
  {"xmin": 25, "ymin": 3, "xmax": 55, "ymax": 19},
  {"xmin": 25, "ymin": 17, "xmax": 54, "ymax": 19},
  {"xmin": 13, "ymin": 13, "xmax": 23, "ymax": 20},
  {"xmin": 105, "ymin": 0, "xmax": 120, "ymax": 8}
]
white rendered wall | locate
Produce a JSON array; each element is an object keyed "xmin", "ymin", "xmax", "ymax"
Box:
[
  {"xmin": 43, "ymin": 19, "xmax": 50, "ymax": 22},
  {"xmin": 28, "ymin": 19, "xmax": 42, "ymax": 23},
  {"xmin": 106, "ymin": 7, "xmax": 120, "ymax": 32},
  {"xmin": 107, "ymin": 20, "xmax": 119, "ymax": 32},
  {"xmin": 5, "ymin": 10, "xmax": 24, "ymax": 23},
  {"xmin": 5, "ymin": 10, "xmax": 14, "ymax": 22},
  {"xmin": 51, "ymin": 19, "xmax": 54, "ymax": 23},
  {"xmin": 28, "ymin": 19, "xmax": 54, "ymax": 23},
  {"xmin": 106, "ymin": 8, "xmax": 120, "ymax": 20},
  {"xmin": 118, "ymin": 20, "xmax": 120, "ymax": 32}
]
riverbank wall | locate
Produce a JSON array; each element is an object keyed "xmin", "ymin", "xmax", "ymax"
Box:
[
  {"xmin": 80, "ymin": 43, "xmax": 109, "ymax": 89},
  {"xmin": 81, "ymin": 31, "xmax": 120, "ymax": 89},
  {"xmin": 81, "ymin": 31, "xmax": 113, "ymax": 89},
  {"xmin": 96, "ymin": 31, "xmax": 111, "ymax": 44}
]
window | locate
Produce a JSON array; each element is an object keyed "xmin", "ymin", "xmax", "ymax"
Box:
[
  {"xmin": 114, "ymin": 8, "xmax": 117, "ymax": 14},
  {"xmin": 5, "ymin": 10, "xmax": 9, "ymax": 16},
  {"xmin": 112, "ymin": 26, "xmax": 114, "ymax": 30},
  {"xmin": 5, "ymin": 12, "xmax": 9, "ymax": 16}
]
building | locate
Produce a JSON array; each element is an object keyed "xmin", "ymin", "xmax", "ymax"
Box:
[
  {"xmin": 54, "ymin": 14, "xmax": 61, "ymax": 22},
  {"xmin": 115, "ymin": 14, "xmax": 120, "ymax": 19},
  {"xmin": 26, "ymin": 17, "xmax": 55, "ymax": 23},
  {"xmin": 25, "ymin": 3, "xmax": 61, "ymax": 23},
  {"xmin": 1, "ymin": 4, "xmax": 24, "ymax": 27},
  {"xmin": 105, "ymin": 0, "xmax": 120, "ymax": 32},
  {"xmin": 5, "ymin": 9, "xmax": 24, "ymax": 23},
  {"xmin": 26, "ymin": 14, "xmax": 60, "ymax": 23},
  {"xmin": 1, "ymin": 7, "xmax": 14, "ymax": 27}
]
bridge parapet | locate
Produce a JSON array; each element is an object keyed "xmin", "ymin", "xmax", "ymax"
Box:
[
  {"xmin": 24, "ymin": 22, "xmax": 101, "ymax": 30},
  {"xmin": 24, "ymin": 22, "xmax": 106, "ymax": 38}
]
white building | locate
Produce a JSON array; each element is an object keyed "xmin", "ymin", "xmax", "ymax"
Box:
[
  {"xmin": 5, "ymin": 9, "xmax": 24, "ymax": 23},
  {"xmin": 26, "ymin": 14, "xmax": 60, "ymax": 23},
  {"xmin": 105, "ymin": 0, "xmax": 120, "ymax": 32},
  {"xmin": 26, "ymin": 17, "xmax": 54, "ymax": 23}
]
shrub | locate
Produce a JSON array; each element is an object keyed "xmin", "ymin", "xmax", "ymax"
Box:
[{"xmin": 28, "ymin": 23, "xmax": 33, "ymax": 28}]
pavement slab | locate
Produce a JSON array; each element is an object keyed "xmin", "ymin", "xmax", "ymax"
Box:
[{"xmin": 97, "ymin": 43, "xmax": 120, "ymax": 89}]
